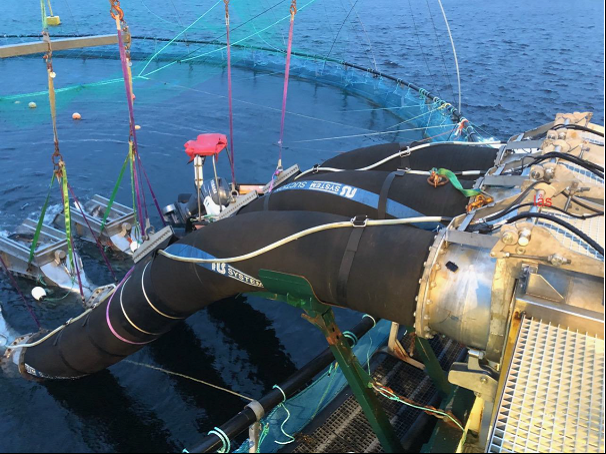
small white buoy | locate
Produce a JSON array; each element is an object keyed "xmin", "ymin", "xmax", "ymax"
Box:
[
  {"xmin": 72, "ymin": 112, "xmax": 82, "ymax": 120},
  {"xmin": 28, "ymin": 102, "xmax": 37, "ymax": 109},
  {"xmin": 32, "ymin": 287, "xmax": 47, "ymax": 302},
  {"xmin": 135, "ymin": 124, "xmax": 141, "ymax": 130},
  {"xmin": 14, "ymin": 101, "xmax": 21, "ymax": 104}
]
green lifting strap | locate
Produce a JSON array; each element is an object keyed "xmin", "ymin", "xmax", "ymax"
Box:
[
  {"xmin": 435, "ymin": 168, "xmax": 481, "ymax": 198},
  {"xmin": 39, "ymin": 0, "xmax": 47, "ymax": 29},
  {"xmin": 99, "ymin": 151, "xmax": 130, "ymax": 236},
  {"xmin": 60, "ymin": 169, "xmax": 75, "ymax": 270},
  {"xmin": 28, "ymin": 173, "xmax": 56, "ymax": 266}
]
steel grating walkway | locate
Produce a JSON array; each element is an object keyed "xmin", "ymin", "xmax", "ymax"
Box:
[
  {"xmin": 489, "ymin": 316, "xmax": 605, "ymax": 453},
  {"xmin": 289, "ymin": 334, "xmax": 465, "ymax": 453}
]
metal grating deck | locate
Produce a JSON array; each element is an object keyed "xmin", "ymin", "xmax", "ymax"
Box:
[
  {"xmin": 489, "ymin": 317, "xmax": 605, "ymax": 453},
  {"xmin": 290, "ymin": 334, "xmax": 465, "ymax": 453},
  {"xmin": 538, "ymin": 210, "xmax": 604, "ymax": 261}
]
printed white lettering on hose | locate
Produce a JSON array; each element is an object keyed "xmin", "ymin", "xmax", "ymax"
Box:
[
  {"xmin": 212, "ymin": 263, "xmax": 227, "ymax": 274},
  {"xmin": 277, "ymin": 181, "xmax": 307, "ymax": 191},
  {"xmin": 340, "ymin": 185, "xmax": 357, "ymax": 198},
  {"xmin": 211, "ymin": 262, "xmax": 263, "ymax": 288},
  {"xmin": 278, "ymin": 180, "xmax": 358, "ymax": 199}
]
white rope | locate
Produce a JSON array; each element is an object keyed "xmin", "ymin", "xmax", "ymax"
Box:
[
  {"xmin": 436, "ymin": 0, "xmax": 462, "ymax": 114},
  {"xmin": 158, "ymin": 216, "xmax": 447, "ymax": 265},
  {"xmin": 119, "ymin": 277, "xmax": 162, "ymax": 336},
  {"xmin": 387, "ymin": 105, "xmax": 445, "ymax": 130},
  {"xmin": 141, "ymin": 77, "xmax": 379, "ymax": 134},
  {"xmin": 291, "ymin": 123, "xmax": 460, "ymax": 143},
  {"xmin": 404, "ymin": 169, "xmax": 483, "ymax": 176},
  {"xmin": 348, "ymin": 0, "xmax": 378, "ymax": 72},
  {"xmin": 294, "ymin": 141, "xmax": 504, "ymax": 179},
  {"xmin": 6, "ymin": 309, "xmax": 92, "ymax": 349},
  {"xmin": 125, "ymin": 360, "xmax": 254, "ymax": 401},
  {"xmin": 141, "ymin": 261, "xmax": 186, "ymax": 320}
]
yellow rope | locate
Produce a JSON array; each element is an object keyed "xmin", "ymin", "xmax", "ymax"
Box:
[{"xmin": 124, "ymin": 360, "xmax": 255, "ymax": 402}]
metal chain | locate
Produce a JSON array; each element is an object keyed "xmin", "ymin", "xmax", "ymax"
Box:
[
  {"xmin": 290, "ymin": 0, "xmax": 297, "ymax": 17},
  {"xmin": 109, "ymin": 0, "xmax": 124, "ymax": 21},
  {"xmin": 110, "ymin": 0, "xmax": 131, "ymax": 58},
  {"xmin": 224, "ymin": 0, "xmax": 230, "ymax": 23},
  {"xmin": 41, "ymin": 28, "xmax": 64, "ymax": 176}
]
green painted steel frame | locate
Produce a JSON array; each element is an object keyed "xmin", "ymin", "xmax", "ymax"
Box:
[{"xmin": 257, "ymin": 269, "xmax": 404, "ymax": 453}]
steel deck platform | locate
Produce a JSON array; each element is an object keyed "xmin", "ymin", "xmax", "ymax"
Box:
[
  {"xmin": 286, "ymin": 334, "xmax": 465, "ymax": 453},
  {"xmin": 489, "ymin": 316, "xmax": 605, "ymax": 453}
]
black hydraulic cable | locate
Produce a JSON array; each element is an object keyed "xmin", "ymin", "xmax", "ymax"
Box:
[
  {"xmin": 553, "ymin": 124, "xmax": 605, "ymax": 138},
  {"xmin": 523, "ymin": 152, "xmax": 604, "ymax": 178},
  {"xmin": 540, "ymin": 152, "xmax": 603, "ymax": 172},
  {"xmin": 566, "ymin": 194, "xmax": 605, "ymax": 214},
  {"xmin": 478, "ymin": 181, "xmax": 542, "ymax": 223},
  {"xmin": 504, "ymin": 212, "xmax": 604, "ymax": 257},
  {"xmin": 489, "ymin": 202, "xmax": 604, "ymax": 222}
]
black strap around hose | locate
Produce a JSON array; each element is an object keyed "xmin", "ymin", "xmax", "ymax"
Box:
[
  {"xmin": 337, "ymin": 216, "xmax": 367, "ymax": 304},
  {"xmin": 377, "ymin": 170, "xmax": 404, "ymax": 219}
]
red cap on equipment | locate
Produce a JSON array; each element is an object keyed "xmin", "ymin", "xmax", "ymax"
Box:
[{"xmin": 184, "ymin": 133, "xmax": 228, "ymax": 162}]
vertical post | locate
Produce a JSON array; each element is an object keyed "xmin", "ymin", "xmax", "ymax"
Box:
[
  {"xmin": 194, "ymin": 156, "xmax": 204, "ymax": 221},
  {"xmin": 305, "ymin": 308, "xmax": 404, "ymax": 453},
  {"xmin": 386, "ymin": 322, "xmax": 424, "ymax": 370},
  {"xmin": 414, "ymin": 336, "xmax": 452, "ymax": 396},
  {"xmin": 387, "ymin": 321, "xmax": 400, "ymax": 352},
  {"xmin": 248, "ymin": 422, "xmax": 261, "ymax": 453}
]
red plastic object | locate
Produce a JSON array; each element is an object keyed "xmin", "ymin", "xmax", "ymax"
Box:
[{"xmin": 184, "ymin": 134, "xmax": 228, "ymax": 162}]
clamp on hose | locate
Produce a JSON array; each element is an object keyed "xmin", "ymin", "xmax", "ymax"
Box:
[{"xmin": 351, "ymin": 215, "xmax": 368, "ymax": 228}]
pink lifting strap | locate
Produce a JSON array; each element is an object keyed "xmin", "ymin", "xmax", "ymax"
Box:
[
  {"xmin": 224, "ymin": 0, "xmax": 236, "ymax": 185},
  {"xmin": 277, "ymin": 1, "xmax": 298, "ymax": 169},
  {"xmin": 105, "ymin": 267, "xmax": 152, "ymax": 346},
  {"xmin": 114, "ymin": 10, "xmax": 166, "ymax": 227}
]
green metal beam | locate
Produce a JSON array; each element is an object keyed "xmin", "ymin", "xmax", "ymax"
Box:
[
  {"xmin": 258, "ymin": 269, "xmax": 404, "ymax": 453},
  {"xmin": 423, "ymin": 386, "xmax": 474, "ymax": 453},
  {"xmin": 414, "ymin": 335, "xmax": 452, "ymax": 397}
]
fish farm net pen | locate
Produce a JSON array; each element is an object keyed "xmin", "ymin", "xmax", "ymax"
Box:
[{"xmin": 188, "ymin": 315, "xmax": 381, "ymax": 453}]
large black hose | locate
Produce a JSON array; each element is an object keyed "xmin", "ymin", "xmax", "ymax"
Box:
[
  {"xmin": 21, "ymin": 211, "xmax": 434, "ymax": 379},
  {"xmin": 241, "ymin": 171, "xmax": 470, "ymax": 219},
  {"xmin": 320, "ymin": 142, "xmax": 498, "ymax": 174},
  {"xmin": 17, "ymin": 141, "xmax": 489, "ymax": 380}
]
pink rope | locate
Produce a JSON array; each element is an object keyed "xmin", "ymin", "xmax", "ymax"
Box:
[
  {"xmin": 116, "ymin": 29, "xmax": 144, "ymax": 224},
  {"xmin": 105, "ymin": 267, "xmax": 151, "ymax": 346},
  {"xmin": 136, "ymin": 152, "xmax": 167, "ymax": 228},
  {"xmin": 277, "ymin": 14, "xmax": 296, "ymax": 167},
  {"xmin": 116, "ymin": 27, "xmax": 164, "ymax": 226},
  {"xmin": 225, "ymin": 8, "xmax": 236, "ymax": 185}
]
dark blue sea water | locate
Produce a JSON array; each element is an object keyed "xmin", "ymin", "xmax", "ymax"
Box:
[{"xmin": 0, "ymin": 0, "xmax": 604, "ymax": 452}]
